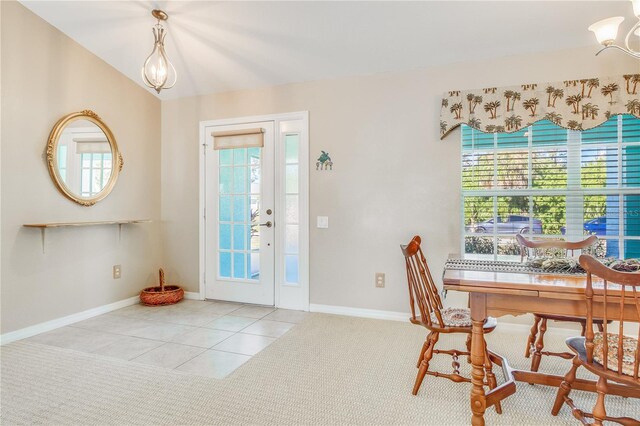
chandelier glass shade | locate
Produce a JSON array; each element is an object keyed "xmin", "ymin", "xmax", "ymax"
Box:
[
  {"xmin": 141, "ymin": 10, "xmax": 177, "ymax": 93},
  {"xmin": 588, "ymin": 0, "xmax": 640, "ymax": 58}
]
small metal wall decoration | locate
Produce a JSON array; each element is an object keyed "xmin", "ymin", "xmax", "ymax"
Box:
[{"xmin": 316, "ymin": 151, "xmax": 333, "ymax": 170}]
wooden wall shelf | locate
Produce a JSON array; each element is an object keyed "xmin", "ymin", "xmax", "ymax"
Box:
[{"xmin": 23, "ymin": 220, "xmax": 151, "ymax": 252}]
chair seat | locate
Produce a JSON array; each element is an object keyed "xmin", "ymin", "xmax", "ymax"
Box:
[
  {"xmin": 567, "ymin": 334, "xmax": 638, "ymax": 377},
  {"xmin": 429, "ymin": 307, "xmax": 497, "ymax": 329}
]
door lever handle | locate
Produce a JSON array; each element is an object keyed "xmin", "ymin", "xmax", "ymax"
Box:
[{"xmin": 259, "ymin": 221, "xmax": 273, "ymax": 228}]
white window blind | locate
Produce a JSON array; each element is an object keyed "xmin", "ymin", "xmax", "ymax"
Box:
[{"xmin": 461, "ymin": 114, "xmax": 640, "ymax": 260}]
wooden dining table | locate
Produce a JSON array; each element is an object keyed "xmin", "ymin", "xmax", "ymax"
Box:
[{"xmin": 442, "ymin": 256, "xmax": 640, "ymax": 426}]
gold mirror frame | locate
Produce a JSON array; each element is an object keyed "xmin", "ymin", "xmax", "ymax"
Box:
[{"xmin": 46, "ymin": 110, "xmax": 123, "ymax": 206}]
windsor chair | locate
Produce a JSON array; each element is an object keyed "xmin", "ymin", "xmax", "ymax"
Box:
[
  {"xmin": 401, "ymin": 235, "xmax": 503, "ymax": 413},
  {"xmin": 551, "ymin": 254, "xmax": 640, "ymax": 425}
]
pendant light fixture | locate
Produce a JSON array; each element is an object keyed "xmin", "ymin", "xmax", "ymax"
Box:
[
  {"xmin": 141, "ymin": 9, "xmax": 177, "ymax": 93},
  {"xmin": 588, "ymin": 0, "xmax": 640, "ymax": 58}
]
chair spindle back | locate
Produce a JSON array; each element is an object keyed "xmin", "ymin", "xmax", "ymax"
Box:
[
  {"xmin": 579, "ymin": 254, "xmax": 640, "ymax": 381},
  {"xmin": 516, "ymin": 234, "xmax": 598, "ymax": 262},
  {"xmin": 401, "ymin": 236, "xmax": 445, "ymax": 328}
]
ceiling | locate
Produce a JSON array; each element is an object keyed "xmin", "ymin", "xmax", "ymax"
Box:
[{"xmin": 20, "ymin": 1, "xmax": 634, "ymax": 100}]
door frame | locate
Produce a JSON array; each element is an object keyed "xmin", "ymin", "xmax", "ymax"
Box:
[{"xmin": 199, "ymin": 111, "xmax": 310, "ymax": 310}]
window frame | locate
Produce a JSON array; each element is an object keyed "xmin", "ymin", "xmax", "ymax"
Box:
[{"xmin": 461, "ymin": 114, "xmax": 640, "ymax": 260}]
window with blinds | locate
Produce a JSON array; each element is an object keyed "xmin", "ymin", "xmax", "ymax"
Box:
[{"xmin": 462, "ymin": 114, "xmax": 640, "ymax": 260}]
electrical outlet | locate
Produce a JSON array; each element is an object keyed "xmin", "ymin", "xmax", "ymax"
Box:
[
  {"xmin": 375, "ymin": 272, "xmax": 385, "ymax": 288},
  {"xmin": 317, "ymin": 216, "xmax": 329, "ymax": 228},
  {"xmin": 113, "ymin": 265, "xmax": 121, "ymax": 279}
]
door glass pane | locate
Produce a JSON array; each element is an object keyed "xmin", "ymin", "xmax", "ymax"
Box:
[
  {"xmin": 248, "ymin": 148, "xmax": 260, "ymax": 165},
  {"xmin": 286, "ymin": 195, "xmax": 299, "ymax": 223},
  {"xmin": 233, "ymin": 148, "xmax": 246, "ymax": 165},
  {"xmin": 219, "ymin": 224, "xmax": 231, "ymax": 250},
  {"xmin": 285, "ymin": 225, "xmax": 299, "ymax": 253},
  {"xmin": 250, "ymin": 253, "xmax": 260, "ymax": 279},
  {"xmin": 249, "ymin": 195, "xmax": 260, "ymax": 253},
  {"xmin": 233, "ymin": 167, "xmax": 246, "ymax": 193},
  {"xmin": 286, "ymin": 165, "xmax": 298, "ymax": 193},
  {"xmin": 219, "ymin": 196, "xmax": 232, "ymax": 221},
  {"xmin": 285, "ymin": 134, "xmax": 299, "ymax": 163},
  {"xmin": 284, "ymin": 133, "xmax": 300, "ymax": 286},
  {"xmin": 249, "ymin": 167, "xmax": 260, "ymax": 193},
  {"xmin": 233, "ymin": 195, "xmax": 246, "ymax": 222},
  {"xmin": 285, "ymin": 255, "xmax": 299, "ymax": 284},
  {"xmin": 219, "ymin": 150, "xmax": 232, "ymax": 166},
  {"xmin": 219, "ymin": 252, "xmax": 231, "ymax": 278},
  {"xmin": 218, "ymin": 146, "xmax": 261, "ymax": 282},
  {"xmin": 219, "ymin": 167, "xmax": 232, "ymax": 193},
  {"xmin": 233, "ymin": 224, "xmax": 245, "ymax": 250},
  {"xmin": 233, "ymin": 252, "xmax": 246, "ymax": 279}
]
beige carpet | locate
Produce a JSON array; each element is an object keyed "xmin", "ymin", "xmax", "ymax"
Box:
[{"xmin": 1, "ymin": 313, "xmax": 638, "ymax": 425}]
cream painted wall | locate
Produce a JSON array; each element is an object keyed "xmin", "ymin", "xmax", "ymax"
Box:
[
  {"xmin": 1, "ymin": 0, "xmax": 637, "ymax": 335},
  {"xmin": 161, "ymin": 46, "xmax": 637, "ymax": 316},
  {"xmin": 1, "ymin": 1, "xmax": 161, "ymax": 333}
]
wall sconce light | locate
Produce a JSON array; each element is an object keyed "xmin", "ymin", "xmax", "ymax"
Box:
[
  {"xmin": 141, "ymin": 9, "xmax": 177, "ymax": 93},
  {"xmin": 588, "ymin": 0, "xmax": 640, "ymax": 58}
]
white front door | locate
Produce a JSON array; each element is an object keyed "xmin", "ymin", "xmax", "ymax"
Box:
[{"xmin": 204, "ymin": 121, "xmax": 275, "ymax": 305}]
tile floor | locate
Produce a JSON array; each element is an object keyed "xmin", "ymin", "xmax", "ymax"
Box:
[{"xmin": 27, "ymin": 300, "xmax": 308, "ymax": 379}]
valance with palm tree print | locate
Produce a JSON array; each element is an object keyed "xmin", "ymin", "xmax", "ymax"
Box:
[{"xmin": 440, "ymin": 74, "xmax": 640, "ymax": 139}]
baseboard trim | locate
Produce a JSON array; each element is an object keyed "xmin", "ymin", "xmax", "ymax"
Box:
[
  {"xmin": 309, "ymin": 303, "xmax": 410, "ymax": 322},
  {"xmin": 0, "ymin": 295, "xmax": 140, "ymax": 345},
  {"xmin": 1, "ymin": 291, "xmax": 206, "ymax": 345},
  {"xmin": 184, "ymin": 291, "xmax": 203, "ymax": 300}
]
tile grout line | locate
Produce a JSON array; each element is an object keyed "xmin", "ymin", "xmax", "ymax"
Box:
[
  {"xmin": 24, "ymin": 304, "xmax": 305, "ymax": 379},
  {"xmin": 170, "ymin": 347, "xmax": 235, "ymax": 371},
  {"xmin": 41, "ymin": 304, "xmax": 293, "ymax": 363}
]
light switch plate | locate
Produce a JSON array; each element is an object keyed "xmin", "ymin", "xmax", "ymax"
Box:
[{"xmin": 317, "ymin": 216, "xmax": 329, "ymax": 228}]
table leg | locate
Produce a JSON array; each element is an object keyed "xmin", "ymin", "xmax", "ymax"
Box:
[{"xmin": 470, "ymin": 293, "xmax": 488, "ymax": 426}]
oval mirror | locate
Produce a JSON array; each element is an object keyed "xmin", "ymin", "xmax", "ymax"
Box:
[{"xmin": 46, "ymin": 110, "xmax": 123, "ymax": 206}]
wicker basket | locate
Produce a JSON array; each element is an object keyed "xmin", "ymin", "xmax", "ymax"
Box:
[{"xmin": 140, "ymin": 268, "xmax": 184, "ymax": 306}]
